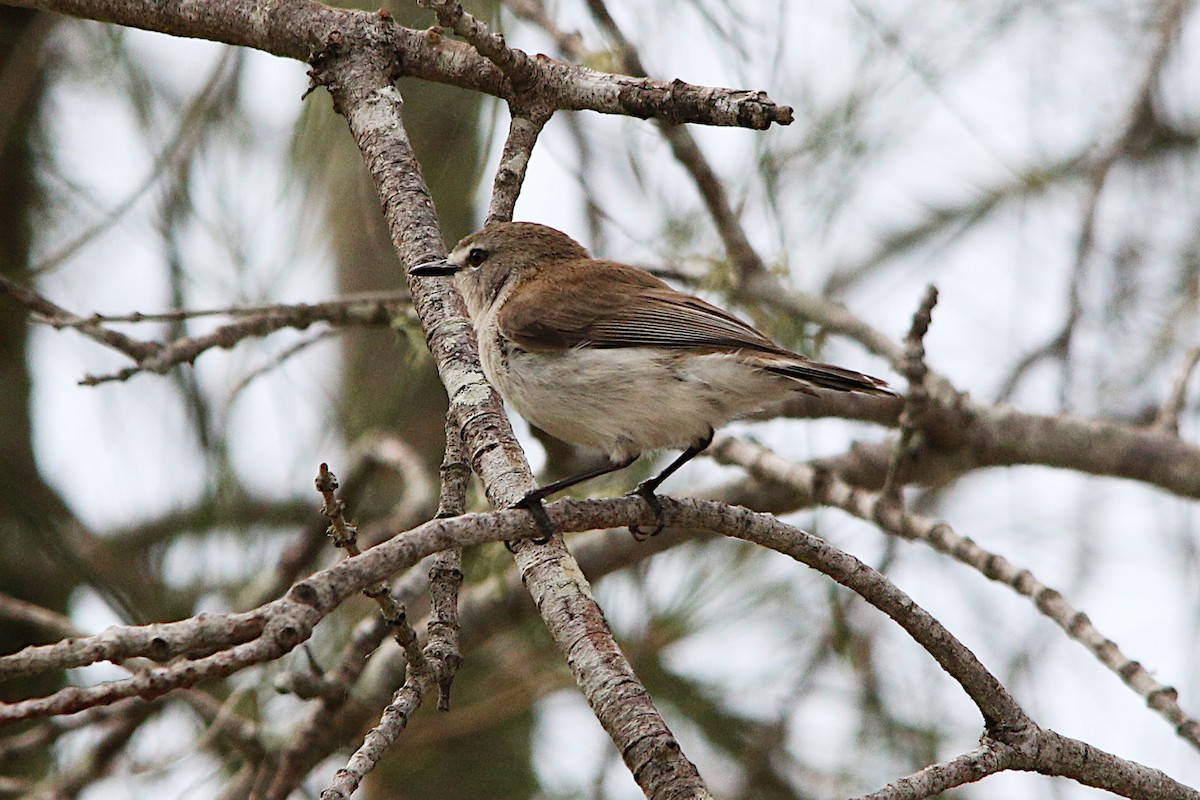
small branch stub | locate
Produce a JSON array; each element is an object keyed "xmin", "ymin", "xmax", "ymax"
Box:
[
  {"xmin": 1155, "ymin": 346, "xmax": 1200, "ymax": 435},
  {"xmin": 881, "ymin": 285, "xmax": 938, "ymax": 501},
  {"xmin": 314, "ymin": 463, "xmax": 426, "ymax": 670}
]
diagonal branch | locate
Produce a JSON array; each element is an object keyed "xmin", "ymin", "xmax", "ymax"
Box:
[
  {"xmin": 0, "ymin": 273, "xmax": 158, "ymax": 362},
  {"xmin": 308, "ymin": 39, "xmax": 711, "ymax": 799},
  {"xmin": 996, "ymin": 0, "xmax": 1193, "ymax": 402},
  {"xmin": 485, "ymin": 111, "xmax": 551, "ymax": 226},
  {"xmin": 417, "ymin": 0, "xmax": 538, "ymax": 91},
  {"xmin": 710, "ymin": 434, "xmax": 1200, "ymax": 751}
]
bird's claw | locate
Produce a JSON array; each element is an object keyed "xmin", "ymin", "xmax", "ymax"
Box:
[
  {"xmin": 627, "ymin": 482, "xmax": 666, "ymax": 540},
  {"xmin": 506, "ymin": 493, "xmax": 554, "ymax": 551}
]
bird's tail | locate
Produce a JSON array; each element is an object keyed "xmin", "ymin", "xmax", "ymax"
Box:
[{"xmin": 760, "ymin": 357, "xmax": 894, "ymax": 396}]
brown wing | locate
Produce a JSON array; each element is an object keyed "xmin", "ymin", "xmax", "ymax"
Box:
[{"xmin": 497, "ymin": 259, "xmax": 787, "ymax": 356}]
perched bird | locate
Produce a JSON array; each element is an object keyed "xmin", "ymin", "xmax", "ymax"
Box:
[{"xmin": 412, "ymin": 222, "xmax": 892, "ymax": 535}]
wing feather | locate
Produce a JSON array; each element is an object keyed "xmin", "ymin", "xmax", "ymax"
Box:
[
  {"xmin": 496, "ymin": 259, "xmax": 893, "ymax": 396},
  {"xmin": 498, "ymin": 261, "xmax": 784, "ymax": 355}
]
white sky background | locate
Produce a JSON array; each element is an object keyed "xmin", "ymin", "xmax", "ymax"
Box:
[{"xmin": 21, "ymin": 0, "xmax": 1200, "ymax": 797}]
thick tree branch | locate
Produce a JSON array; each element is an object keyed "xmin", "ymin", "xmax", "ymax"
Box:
[
  {"xmin": 308, "ymin": 37, "xmax": 711, "ymax": 799},
  {"xmin": 4, "ymin": 496, "xmax": 1193, "ymax": 798},
  {"xmin": 1, "ymin": 0, "xmax": 790, "ymax": 129},
  {"xmin": 786, "ymin": 395, "xmax": 1200, "ymax": 501}
]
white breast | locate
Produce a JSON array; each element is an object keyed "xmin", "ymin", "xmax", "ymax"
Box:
[{"xmin": 476, "ymin": 328, "xmax": 791, "ymax": 462}]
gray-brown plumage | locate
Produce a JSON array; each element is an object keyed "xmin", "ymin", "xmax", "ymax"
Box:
[{"xmin": 412, "ymin": 222, "xmax": 891, "ymax": 532}]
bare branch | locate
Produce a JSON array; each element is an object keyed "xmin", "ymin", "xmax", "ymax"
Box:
[
  {"xmin": 2, "ymin": 491, "xmax": 1193, "ymax": 797},
  {"xmin": 856, "ymin": 731, "xmax": 1200, "ymax": 800},
  {"xmin": 0, "ymin": 272, "xmax": 158, "ymax": 362},
  {"xmin": 852, "ymin": 744, "xmax": 1006, "ymax": 799},
  {"xmin": 768, "ymin": 391, "xmax": 1200, "ymax": 501},
  {"xmin": 997, "ymin": 0, "xmax": 1192, "ymax": 402},
  {"xmin": 417, "ymin": 0, "xmax": 538, "ymax": 90},
  {"xmin": 881, "ymin": 285, "xmax": 937, "ymax": 499},
  {"xmin": 4, "ymin": 0, "xmax": 791, "ymax": 129},
  {"xmin": 309, "ymin": 37, "xmax": 712, "ymax": 799},
  {"xmin": 39, "ymin": 290, "xmax": 412, "ymax": 326},
  {"xmin": 315, "ymin": 463, "xmax": 426, "ymax": 670},
  {"xmin": 0, "ymin": 610, "xmax": 267, "ymax": 684},
  {"xmin": 710, "ymin": 435, "xmax": 1200, "ymax": 751},
  {"xmin": 0, "ymin": 593, "xmax": 78, "ymax": 641},
  {"xmin": 428, "ymin": 415, "xmax": 467, "ymax": 710},
  {"xmin": 265, "ymin": 620, "xmax": 386, "ymax": 797},
  {"xmin": 1155, "ymin": 346, "xmax": 1200, "ymax": 434},
  {"xmin": 485, "ymin": 111, "xmax": 550, "ymax": 226},
  {"xmin": 272, "ymin": 523, "xmax": 694, "ymax": 798},
  {"xmin": 3, "ymin": 277, "xmax": 417, "ymax": 386},
  {"xmin": 321, "ymin": 668, "xmax": 436, "ymax": 800},
  {"xmin": 77, "ymin": 296, "xmax": 415, "ymax": 385}
]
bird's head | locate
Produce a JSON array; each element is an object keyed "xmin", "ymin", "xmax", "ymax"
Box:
[{"xmin": 410, "ymin": 222, "xmax": 590, "ymax": 317}]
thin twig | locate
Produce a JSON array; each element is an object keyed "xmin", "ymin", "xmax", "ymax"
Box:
[
  {"xmin": 312, "ymin": 472, "xmax": 443, "ymax": 800},
  {"xmin": 80, "ymin": 298, "xmax": 416, "ymax": 386},
  {"xmin": 997, "ymin": 0, "xmax": 1191, "ymax": 402},
  {"xmin": 417, "ymin": 0, "xmax": 539, "ymax": 90},
  {"xmin": 485, "ymin": 111, "xmax": 551, "ymax": 226},
  {"xmin": 428, "ymin": 414, "xmax": 468, "ymax": 710},
  {"xmin": 320, "ymin": 669, "xmax": 437, "ymax": 800},
  {"xmin": 265, "ymin": 572, "xmax": 425, "ymax": 800},
  {"xmin": 709, "ymin": 434, "xmax": 1200, "ymax": 752},
  {"xmin": 0, "ymin": 273, "xmax": 158, "ymax": 362},
  {"xmin": 880, "ymin": 285, "xmax": 938, "ymax": 500},
  {"xmin": 3, "ymin": 272, "xmax": 415, "ymax": 387},
  {"xmin": 226, "ymin": 329, "xmax": 339, "ymax": 401},
  {"xmin": 38, "ymin": 290, "xmax": 412, "ymax": 326},
  {"xmin": 1154, "ymin": 346, "xmax": 1200, "ymax": 434},
  {"xmin": 315, "ymin": 463, "xmax": 426, "ymax": 671},
  {"xmin": 0, "ymin": 592, "xmax": 79, "ymax": 640}
]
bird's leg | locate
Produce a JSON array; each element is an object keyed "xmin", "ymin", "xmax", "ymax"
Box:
[
  {"xmin": 508, "ymin": 454, "xmax": 639, "ymax": 548},
  {"xmin": 628, "ymin": 429, "xmax": 715, "ymax": 540},
  {"xmin": 509, "ymin": 495, "xmax": 555, "ymax": 544}
]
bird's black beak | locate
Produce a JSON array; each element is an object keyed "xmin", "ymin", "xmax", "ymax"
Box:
[{"xmin": 409, "ymin": 259, "xmax": 459, "ymax": 277}]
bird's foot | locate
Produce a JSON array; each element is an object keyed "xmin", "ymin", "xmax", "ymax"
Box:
[
  {"xmin": 506, "ymin": 492, "xmax": 554, "ymax": 551},
  {"xmin": 627, "ymin": 482, "xmax": 666, "ymax": 540}
]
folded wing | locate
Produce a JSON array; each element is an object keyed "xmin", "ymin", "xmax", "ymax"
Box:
[{"xmin": 498, "ymin": 260, "xmax": 892, "ymax": 396}]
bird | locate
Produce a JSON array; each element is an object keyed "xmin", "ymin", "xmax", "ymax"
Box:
[{"xmin": 411, "ymin": 222, "xmax": 892, "ymax": 537}]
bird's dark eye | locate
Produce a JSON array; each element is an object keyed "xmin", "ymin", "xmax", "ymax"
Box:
[{"xmin": 467, "ymin": 247, "xmax": 488, "ymax": 268}]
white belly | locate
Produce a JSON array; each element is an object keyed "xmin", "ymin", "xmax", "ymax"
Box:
[{"xmin": 480, "ymin": 337, "xmax": 790, "ymax": 462}]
